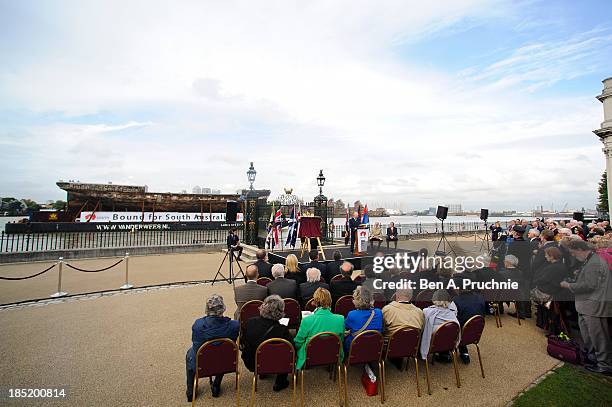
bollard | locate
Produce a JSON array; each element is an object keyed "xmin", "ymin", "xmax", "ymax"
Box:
[
  {"xmin": 50, "ymin": 257, "xmax": 68, "ymax": 298},
  {"xmin": 120, "ymin": 252, "xmax": 133, "ymax": 289}
]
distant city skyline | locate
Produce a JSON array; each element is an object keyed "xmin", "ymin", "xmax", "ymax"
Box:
[{"xmin": 1, "ymin": 1, "xmax": 611, "ymax": 211}]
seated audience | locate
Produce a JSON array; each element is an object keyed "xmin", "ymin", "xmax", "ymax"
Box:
[
  {"xmin": 451, "ymin": 277, "xmax": 486, "ymax": 363},
  {"xmin": 382, "ymin": 287, "xmax": 424, "ymax": 340},
  {"xmin": 324, "ymin": 251, "xmax": 343, "ymax": 283},
  {"xmin": 186, "ymin": 294, "xmax": 239, "ymax": 401},
  {"xmin": 360, "ymin": 264, "xmax": 385, "ymax": 298},
  {"xmin": 294, "ymin": 288, "xmax": 345, "ymax": 369},
  {"xmin": 233, "ymin": 264, "xmax": 268, "ymax": 319},
  {"xmin": 241, "ymin": 295, "xmax": 295, "ymax": 391},
  {"xmin": 285, "ymin": 254, "xmax": 306, "ymax": 285},
  {"xmin": 386, "ymin": 222, "xmax": 399, "ymax": 249},
  {"xmin": 253, "ymin": 249, "xmax": 273, "ymax": 279},
  {"xmin": 420, "ymin": 290, "xmax": 459, "ymax": 362},
  {"xmin": 560, "ymin": 240, "xmax": 612, "ymax": 375},
  {"xmin": 330, "ymin": 261, "xmax": 359, "ymax": 305},
  {"xmin": 267, "ymin": 264, "xmax": 298, "ymax": 300},
  {"xmin": 344, "ymin": 286, "xmax": 383, "ymax": 353},
  {"xmin": 369, "ymin": 222, "xmax": 384, "ymax": 249},
  {"xmin": 382, "ymin": 288, "xmax": 425, "ymax": 370},
  {"xmin": 299, "ymin": 267, "xmax": 329, "ymax": 307},
  {"xmin": 300, "ymin": 250, "xmax": 325, "ymax": 282}
]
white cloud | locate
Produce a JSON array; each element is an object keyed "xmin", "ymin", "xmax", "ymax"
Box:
[{"xmin": 0, "ymin": 0, "xmax": 607, "ymax": 210}]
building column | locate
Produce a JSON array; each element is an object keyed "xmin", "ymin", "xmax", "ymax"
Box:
[
  {"xmin": 314, "ymin": 194, "xmax": 328, "ymax": 242},
  {"xmin": 244, "ymin": 195, "xmax": 258, "ymax": 246},
  {"xmin": 594, "ymin": 77, "xmax": 612, "ymax": 218}
]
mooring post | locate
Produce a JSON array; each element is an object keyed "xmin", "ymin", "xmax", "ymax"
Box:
[
  {"xmin": 120, "ymin": 252, "xmax": 133, "ymax": 289},
  {"xmin": 50, "ymin": 257, "xmax": 68, "ymax": 298}
]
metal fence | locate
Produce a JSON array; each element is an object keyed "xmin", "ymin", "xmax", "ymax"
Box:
[
  {"xmin": 329, "ymin": 221, "xmax": 495, "ymax": 240},
  {"xmin": 0, "ymin": 229, "xmax": 240, "ymax": 253}
]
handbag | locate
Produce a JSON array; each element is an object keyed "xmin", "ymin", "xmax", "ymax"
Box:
[
  {"xmin": 361, "ymin": 364, "xmax": 378, "ymax": 396},
  {"xmin": 546, "ymin": 334, "xmax": 581, "ymax": 365},
  {"xmin": 530, "ymin": 287, "xmax": 552, "ymax": 304}
]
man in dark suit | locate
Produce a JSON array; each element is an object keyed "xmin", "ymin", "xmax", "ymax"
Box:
[
  {"xmin": 301, "ymin": 249, "xmax": 326, "ymax": 276},
  {"xmin": 252, "ymin": 249, "xmax": 273, "ymax": 279},
  {"xmin": 299, "ymin": 267, "xmax": 330, "ymax": 307},
  {"xmin": 348, "ymin": 211, "xmax": 360, "ymax": 252},
  {"xmin": 330, "ymin": 261, "xmax": 359, "ymax": 305},
  {"xmin": 233, "ymin": 264, "xmax": 268, "ymax": 319},
  {"xmin": 226, "ymin": 228, "xmax": 243, "ymax": 261},
  {"xmin": 324, "ymin": 251, "xmax": 343, "ymax": 283},
  {"xmin": 267, "ymin": 264, "xmax": 298, "ymax": 299},
  {"xmin": 386, "ymin": 222, "xmax": 399, "ymax": 249}
]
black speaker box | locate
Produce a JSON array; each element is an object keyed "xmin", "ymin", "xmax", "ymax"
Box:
[
  {"xmin": 226, "ymin": 201, "xmax": 239, "ymax": 222},
  {"xmin": 480, "ymin": 209, "xmax": 489, "ymax": 221},
  {"xmin": 436, "ymin": 206, "xmax": 448, "ymax": 220},
  {"xmin": 572, "ymin": 212, "xmax": 584, "ymax": 222}
]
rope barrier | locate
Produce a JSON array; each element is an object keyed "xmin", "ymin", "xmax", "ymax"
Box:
[
  {"xmin": 0, "ymin": 263, "xmax": 57, "ymax": 280},
  {"xmin": 64, "ymin": 259, "xmax": 124, "ymax": 273}
]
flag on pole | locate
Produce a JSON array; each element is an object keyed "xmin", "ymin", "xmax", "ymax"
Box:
[
  {"xmin": 273, "ymin": 208, "xmax": 282, "ymax": 246},
  {"xmin": 286, "ymin": 206, "xmax": 297, "ymax": 247},
  {"xmin": 362, "ymin": 204, "xmax": 369, "ymax": 225},
  {"xmin": 266, "ymin": 204, "xmax": 275, "ymax": 249},
  {"xmin": 292, "ymin": 204, "xmax": 301, "ymax": 248}
]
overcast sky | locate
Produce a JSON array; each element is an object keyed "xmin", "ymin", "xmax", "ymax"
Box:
[{"xmin": 1, "ymin": 0, "xmax": 611, "ymax": 211}]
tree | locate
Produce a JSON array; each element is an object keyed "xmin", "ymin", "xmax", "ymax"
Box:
[
  {"xmin": 21, "ymin": 199, "xmax": 41, "ymax": 211},
  {"xmin": 52, "ymin": 200, "xmax": 67, "ymax": 210},
  {"xmin": 598, "ymin": 171, "xmax": 608, "ymax": 214}
]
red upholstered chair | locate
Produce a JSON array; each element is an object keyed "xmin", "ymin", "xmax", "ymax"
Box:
[
  {"xmin": 320, "ymin": 276, "xmax": 327, "ymax": 283},
  {"xmin": 304, "ymin": 298, "xmax": 317, "ymax": 312},
  {"xmin": 239, "ymin": 300, "xmax": 263, "ymax": 334},
  {"xmin": 283, "ymin": 298, "xmax": 302, "ymax": 330},
  {"xmin": 424, "ymin": 321, "xmax": 461, "ymax": 395},
  {"xmin": 330, "ymin": 274, "xmax": 343, "ymax": 283},
  {"xmin": 373, "ymin": 293, "xmax": 386, "ymax": 309},
  {"xmin": 256, "ymin": 277, "xmax": 272, "ymax": 287},
  {"xmin": 354, "ymin": 275, "xmax": 366, "ymax": 284},
  {"xmin": 382, "ymin": 326, "xmax": 422, "ymax": 399},
  {"xmin": 192, "ymin": 338, "xmax": 240, "ymax": 407},
  {"xmin": 334, "ymin": 295, "xmax": 355, "ymax": 317},
  {"xmin": 300, "ymin": 332, "xmax": 342, "ymax": 407},
  {"xmin": 414, "ymin": 290, "xmax": 434, "ymax": 309},
  {"xmin": 481, "ymin": 289, "xmax": 501, "ymax": 328},
  {"xmin": 250, "ymin": 338, "xmax": 296, "ymax": 407},
  {"xmin": 343, "ymin": 330, "xmax": 385, "ymax": 406},
  {"xmin": 459, "ymin": 315, "xmax": 486, "ymax": 378}
]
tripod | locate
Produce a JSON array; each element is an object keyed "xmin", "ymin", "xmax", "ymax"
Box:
[
  {"xmin": 479, "ymin": 220, "xmax": 491, "ymax": 252},
  {"xmin": 435, "ymin": 219, "xmax": 456, "ymax": 257},
  {"xmin": 212, "ymin": 248, "xmax": 245, "ymax": 286}
]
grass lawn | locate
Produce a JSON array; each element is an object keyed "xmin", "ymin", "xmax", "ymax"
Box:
[{"xmin": 512, "ymin": 363, "xmax": 612, "ymax": 407}]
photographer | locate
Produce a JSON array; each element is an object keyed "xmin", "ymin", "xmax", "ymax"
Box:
[{"xmin": 226, "ymin": 228, "xmax": 243, "ymax": 261}]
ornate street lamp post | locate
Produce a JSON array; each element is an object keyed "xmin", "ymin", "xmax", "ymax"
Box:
[
  {"xmin": 247, "ymin": 162, "xmax": 257, "ymax": 191},
  {"xmin": 314, "ymin": 169, "xmax": 329, "ymax": 242},
  {"xmin": 245, "ymin": 162, "xmax": 258, "ymax": 245}
]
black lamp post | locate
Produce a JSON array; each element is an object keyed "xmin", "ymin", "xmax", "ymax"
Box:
[
  {"xmin": 244, "ymin": 162, "xmax": 258, "ymax": 245},
  {"xmin": 314, "ymin": 169, "xmax": 328, "ymax": 242},
  {"xmin": 316, "ymin": 169, "xmax": 326, "ymax": 197},
  {"xmin": 247, "ymin": 162, "xmax": 257, "ymax": 191}
]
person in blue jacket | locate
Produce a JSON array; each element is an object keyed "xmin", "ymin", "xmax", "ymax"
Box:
[
  {"xmin": 185, "ymin": 294, "xmax": 239, "ymax": 402},
  {"xmin": 344, "ymin": 286, "xmax": 383, "ymax": 353}
]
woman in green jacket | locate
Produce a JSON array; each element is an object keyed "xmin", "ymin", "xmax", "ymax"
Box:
[{"xmin": 294, "ymin": 288, "xmax": 345, "ymax": 369}]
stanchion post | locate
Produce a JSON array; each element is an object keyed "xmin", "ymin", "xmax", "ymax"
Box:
[
  {"xmin": 120, "ymin": 252, "xmax": 133, "ymax": 289},
  {"xmin": 50, "ymin": 257, "xmax": 68, "ymax": 298}
]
